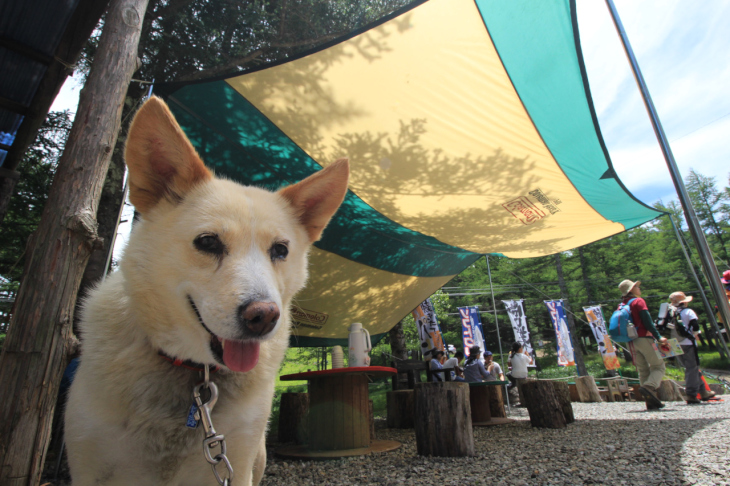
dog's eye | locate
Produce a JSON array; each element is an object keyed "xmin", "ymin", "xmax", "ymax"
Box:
[
  {"xmin": 269, "ymin": 241, "xmax": 289, "ymax": 262},
  {"xmin": 194, "ymin": 234, "xmax": 226, "ymax": 256}
]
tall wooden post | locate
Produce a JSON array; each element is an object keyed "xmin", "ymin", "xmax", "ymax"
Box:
[{"xmin": 0, "ymin": 0, "xmax": 149, "ymax": 483}]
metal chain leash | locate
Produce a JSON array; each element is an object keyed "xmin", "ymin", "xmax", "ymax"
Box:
[{"xmin": 191, "ymin": 365, "xmax": 234, "ymax": 486}]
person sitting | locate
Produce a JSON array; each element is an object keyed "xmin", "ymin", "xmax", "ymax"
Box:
[
  {"xmin": 429, "ymin": 350, "xmax": 446, "ymax": 382},
  {"xmin": 483, "ymin": 350, "xmax": 504, "ymax": 381},
  {"xmin": 506, "ymin": 341, "xmax": 533, "ymax": 406},
  {"xmin": 443, "ymin": 350, "xmax": 466, "ymax": 382},
  {"xmin": 463, "ymin": 345, "xmax": 490, "ymax": 382}
]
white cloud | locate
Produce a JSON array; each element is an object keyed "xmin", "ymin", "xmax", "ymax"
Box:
[{"xmin": 577, "ymin": 0, "xmax": 730, "ymax": 205}]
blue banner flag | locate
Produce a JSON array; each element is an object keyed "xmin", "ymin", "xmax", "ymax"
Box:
[
  {"xmin": 544, "ymin": 300, "xmax": 576, "ymax": 367},
  {"xmin": 458, "ymin": 306, "xmax": 485, "ymax": 358}
]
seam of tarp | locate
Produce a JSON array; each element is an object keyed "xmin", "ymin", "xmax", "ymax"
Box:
[
  {"xmin": 165, "ymin": 88, "xmax": 481, "ymax": 277},
  {"xmin": 569, "ymin": 0, "xmax": 658, "ymax": 217},
  {"xmin": 154, "ymin": 0, "xmax": 430, "ymax": 96},
  {"xmin": 475, "ymin": 0, "xmax": 661, "ymax": 230}
]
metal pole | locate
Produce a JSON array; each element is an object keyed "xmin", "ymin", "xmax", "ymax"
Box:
[
  {"xmin": 604, "ymin": 0, "xmax": 730, "ymax": 339},
  {"xmin": 486, "ymin": 255, "xmax": 510, "ymax": 411},
  {"xmin": 669, "ymin": 214, "xmax": 730, "ymax": 359}
]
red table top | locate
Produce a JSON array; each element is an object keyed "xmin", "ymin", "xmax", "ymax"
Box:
[{"xmin": 280, "ymin": 366, "xmax": 397, "ymax": 381}]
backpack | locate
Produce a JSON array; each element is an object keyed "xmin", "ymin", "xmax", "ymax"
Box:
[{"xmin": 608, "ymin": 298, "xmax": 639, "ymax": 342}]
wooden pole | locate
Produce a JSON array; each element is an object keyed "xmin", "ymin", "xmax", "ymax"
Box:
[{"xmin": 0, "ymin": 0, "xmax": 149, "ymax": 483}]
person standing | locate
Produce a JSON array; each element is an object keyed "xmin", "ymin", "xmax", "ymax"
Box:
[
  {"xmin": 668, "ymin": 291, "xmax": 716, "ymax": 404},
  {"xmin": 483, "ymin": 351, "xmax": 504, "ymax": 381},
  {"xmin": 618, "ymin": 279, "xmax": 668, "ymax": 409}
]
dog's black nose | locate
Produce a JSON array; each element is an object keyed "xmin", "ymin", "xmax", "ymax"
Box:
[{"xmin": 239, "ymin": 301, "xmax": 280, "ymax": 337}]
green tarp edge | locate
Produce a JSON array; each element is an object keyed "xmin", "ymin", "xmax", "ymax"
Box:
[
  {"xmin": 165, "ymin": 83, "xmax": 481, "ymax": 278},
  {"xmin": 476, "ymin": 0, "xmax": 662, "ymax": 229}
]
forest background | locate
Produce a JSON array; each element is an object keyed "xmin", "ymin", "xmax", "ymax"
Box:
[{"xmin": 1, "ymin": 0, "xmax": 730, "ymax": 374}]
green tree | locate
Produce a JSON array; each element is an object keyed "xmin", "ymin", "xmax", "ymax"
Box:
[
  {"xmin": 0, "ymin": 111, "xmax": 73, "ymax": 283},
  {"xmin": 686, "ymin": 169, "xmax": 730, "ymax": 266}
]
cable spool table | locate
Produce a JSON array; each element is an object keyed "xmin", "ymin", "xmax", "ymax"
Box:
[{"xmin": 276, "ymin": 366, "xmax": 402, "ymax": 459}]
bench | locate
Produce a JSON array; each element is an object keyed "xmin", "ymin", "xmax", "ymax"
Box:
[{"xmin": 390, "ymin": 359, "xmax": 453, "ymax": 390}]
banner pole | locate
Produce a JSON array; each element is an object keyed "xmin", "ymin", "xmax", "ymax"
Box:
[
  {"xmin": 605, "ymin": 0, "xmax": 730, "ymax": 342},
  {"xmin": 486, "ymin": 255, "xmax": 510, "ymax": 411}
]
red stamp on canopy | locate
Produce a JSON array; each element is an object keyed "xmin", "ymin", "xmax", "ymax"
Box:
[{"xmin": 503, "ymin": 196, "xmax": 546, "ymax": 225}]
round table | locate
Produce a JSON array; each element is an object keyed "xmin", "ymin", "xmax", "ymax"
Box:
[{"xmin": 276, "ymin": 366, "xmax": 401, "ymax": 459}]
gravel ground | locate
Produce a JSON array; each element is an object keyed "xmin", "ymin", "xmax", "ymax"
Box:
[{"xmin": 261, "ymin": 401, "xmax": 730, "ymax": 486}]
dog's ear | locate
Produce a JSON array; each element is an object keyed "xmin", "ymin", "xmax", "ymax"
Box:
[
  {"xmin": 279, "ymin": 159, "xmax": 349, "ymax": 242},
  {"xmin": 125, "ymin": 96, "xmax": 212, "ymax": 214}
]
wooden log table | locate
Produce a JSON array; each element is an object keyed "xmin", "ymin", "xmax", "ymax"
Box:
[
  {"xmin": 468, "ymin": 381, "xmax": 515, "ymax": 426},
  {"xmin": 275, "ymin": 367, "xmax": 401, "ymax": 459}
]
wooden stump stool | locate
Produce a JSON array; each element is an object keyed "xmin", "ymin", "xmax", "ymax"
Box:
[
  {"xmin": 278, "ymin": 392, "xmax": 309, "ymax": 444},
  {"xmin": 575, "ymin": 375, "xmax": 602, "ymax": 403},
  {"xmin": 515, "ymin": 378, "xmax": 528, "ymax": 406},
  {"xmin": 522, "ymin": 381, "xmax": 567, "ymax": 429},
  {"xmin": 550, "ymin": 381, "xmax": 575, "ymax": 424},
  {"xmin": 568, "ymin": 383, "xmax": 580, "ymax": 402},
  {"xmin": 657, "ymin": 380, "xmax": 684, "ymax": 401},
  {"xmin": 387, "ymin": 390, "xmax": 415, "ymax": 429},
  {"xmin": 414, "ymin": 382, "xmax": 474, "ymax": 457},
  {"xmin": 488, "ymin": 385, "xmax": 507, "ymax": 419},
  {"xmin": 469, "ymin": 384, "xmax": 492, "ymax": 424}
]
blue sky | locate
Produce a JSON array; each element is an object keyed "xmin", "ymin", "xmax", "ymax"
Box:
[
  {"xmin": 52, "ymin": 0, "xmax": 730, "ymax": 210},
  {"xmin": 577, "ymin": 0, "xmax": 730, "ymax": 206}
]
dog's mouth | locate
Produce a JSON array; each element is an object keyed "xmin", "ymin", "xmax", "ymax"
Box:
[{"xmin": 188, "ymin": 297, "xmax": 260, "ymax": 373}]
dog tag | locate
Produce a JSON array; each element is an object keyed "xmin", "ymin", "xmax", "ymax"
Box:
[{"xmin": 186, "ymin": 403, "xmax": 201, "ymax": 429}]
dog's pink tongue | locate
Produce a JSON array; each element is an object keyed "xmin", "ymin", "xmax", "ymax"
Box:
[{"xmin": 222, "ymin": 340, "xmax": 260, "ymax": 372}]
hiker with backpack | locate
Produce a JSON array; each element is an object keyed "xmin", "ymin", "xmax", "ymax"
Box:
[
  {"xmin": 613, "ymin": 279, "xmax": 669, "ymax": 409},
  {"xmin": 663, "ymin": 291, "xmax": 716, "ymax": 404}
]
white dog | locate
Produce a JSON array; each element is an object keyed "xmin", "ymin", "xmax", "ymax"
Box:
[{"xmin": 64, "ymin": 96, "xmax": 349, "ymax": 485}]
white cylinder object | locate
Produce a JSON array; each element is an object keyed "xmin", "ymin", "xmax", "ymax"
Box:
[
  {"xmin": 331, "ymin": 345, "xmax": 345, "ymax": 369},
  {"xmin": 348, "ymin": 322, "xmax": 371, "ymax": 367}
]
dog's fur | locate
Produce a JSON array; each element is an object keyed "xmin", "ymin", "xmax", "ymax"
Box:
[{"xmin": 64, "ymin": 97, "xmax": 348, "ymax": 485}]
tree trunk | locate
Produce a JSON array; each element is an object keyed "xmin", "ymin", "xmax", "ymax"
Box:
[
  {"xmin": 414, "ymin": 382, "xmax": 474, "ymax": 457},
  {"xmin": 0, "ymin": 0, "xmax": 149, "ymax": 483},
  {"xmin": 0, "ymin": 0, "xmax": 110, "ymax": 226},
  {"xmin": 578, "ymin": 246, "xmax": 592, "ymax": 304},
  {"xmin": 388, "ymin": 318, "xmax": 408, "ymax": 361},
  {"xmin": 522, "ymin": 380, "xmax": 567, "ymax": 429},
  {"xmin": 72, "ymin": 138, "xmax": 128, "ymax": 335},
  {"xmin": 555, "ymin": 253, "xmax": 588, "ymax": 376},
  {"xmin": 277, "ymin": 392, "xmax": 309, "ymax": 444},
  {"xmin": 575, "ymin": 375, "xmax": 602, "ymax": 403}
]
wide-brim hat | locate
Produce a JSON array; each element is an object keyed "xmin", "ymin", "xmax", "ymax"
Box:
[
  {"xmin": 722, "ymin": 270, "xmax": 730, "ymax": 285},
  {"xmin": 618, "ymin": 279, "xmax": 639, "ymax": 296},
  {"xmin": 669, "ymin": 291, "xmax": 693, "ymax": 306}
]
